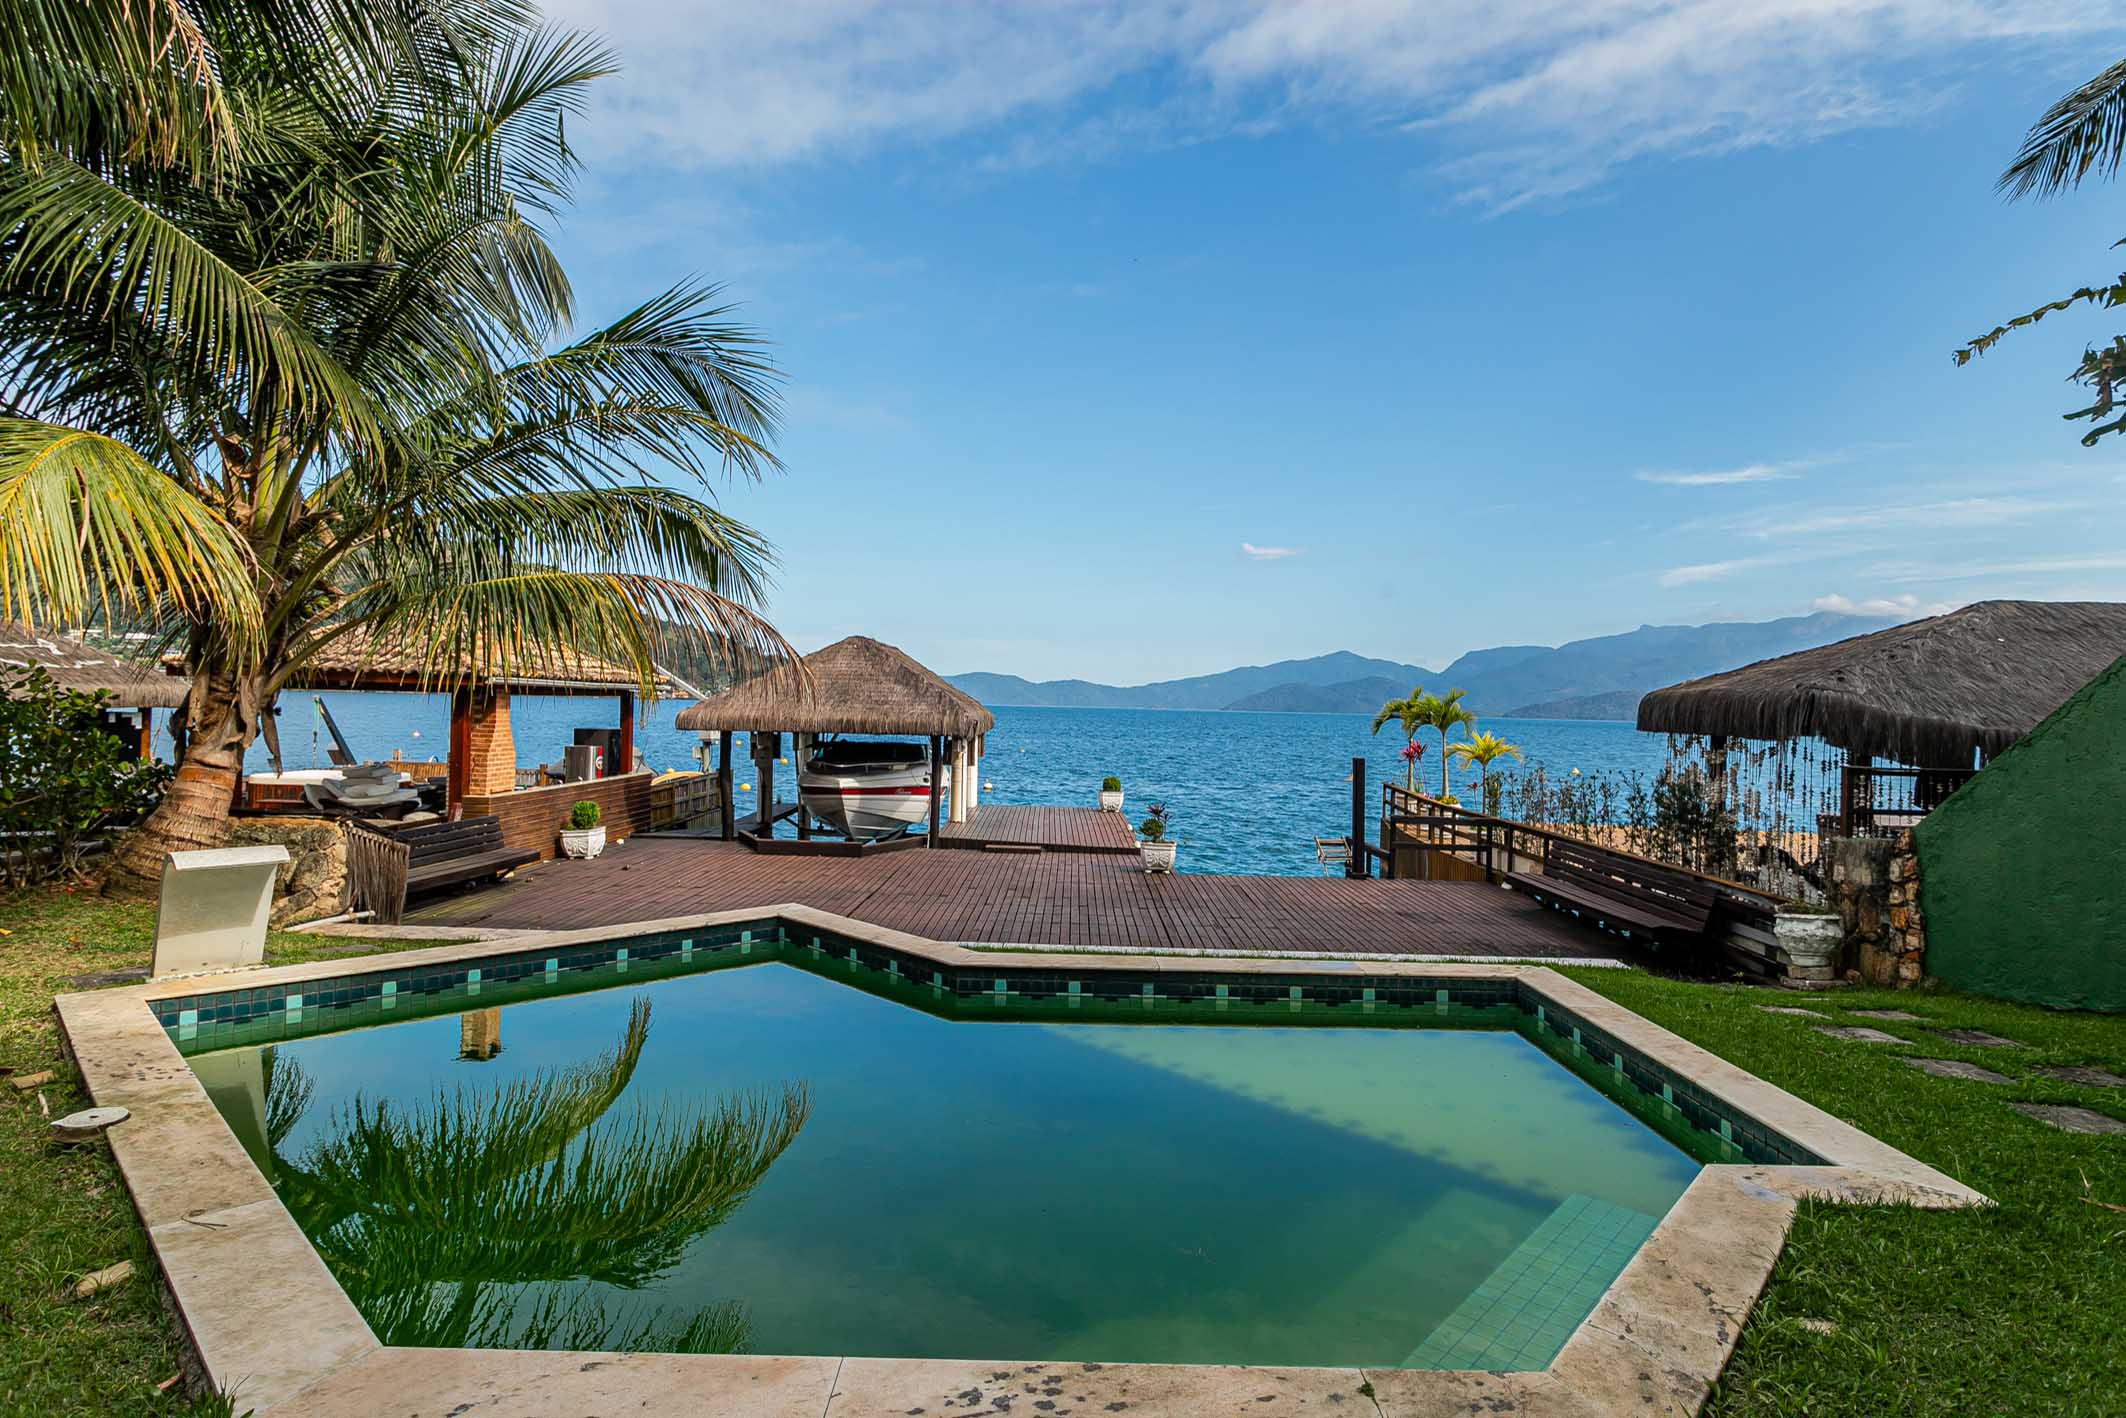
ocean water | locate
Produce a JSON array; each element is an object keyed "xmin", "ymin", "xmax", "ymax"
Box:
[{"xmin": 246, "ymin": 693, "xmax": 1670, "ymax": 875}]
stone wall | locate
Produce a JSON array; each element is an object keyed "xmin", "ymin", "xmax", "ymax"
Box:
[
  {"xmin": 223, "ymin": 815, "xmax": 347, "ymax": 926},
  {"xmin": 1824, "ymin": 831, "xmax": 1925, "ymax": 989}
]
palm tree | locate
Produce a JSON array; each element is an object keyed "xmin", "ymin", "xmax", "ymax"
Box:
[
  {"xmin": 1370, "ymin": 686, "xmax": 1428, "ymax": 792},
  {"xmin": 1, "ymin": 0, "xmax": 793, "ymax": 877},
  {"xmin": 1411, "ymin": 689, "xmax": 1478, "ymax": 799},
  {"xmin": 263, "ymin": 998, "xmax": 809, "ymax": 1352},
  {"xmin": 1447, "ymin": 730, "xmax": 1523, "ymax": 811},
  {"xmin": 1956, "ymin": 56, "xmax": 2126, "ymax": 444}
]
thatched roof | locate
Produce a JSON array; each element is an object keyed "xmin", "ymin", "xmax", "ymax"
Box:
[
  {"xmin": 1636, "ymin": 600, "xmax": 2126, "ymax": 764},
  {"xmin": 0, "ymin": 622, "xmax": 187, "ymax": 707},
  {"xmin": 287, "ymin": 625, "xmax": 681, "ymax": 696},
  {"xmin": 675, "ymin": 635, "xmax": 994, "ymax": 738}
]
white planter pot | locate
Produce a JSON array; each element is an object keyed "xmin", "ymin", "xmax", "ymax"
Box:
[
  {"xmin": 1139, "ymin": 838, "xmax": 1177, "ymax": 874},
  {"xmin": 560, "ymin": 824, "xmax": 606, "ymax": 860},
  {"xmin": 1099, "ymin": 790, "xmax": 1124, "ymax": 813},
  {"xmin": 1774, "ymin": 910, "xmax": 1843, "ymax": 968}
]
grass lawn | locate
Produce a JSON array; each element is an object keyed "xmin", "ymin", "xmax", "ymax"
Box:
[
  {"xmin": 0, "ymin": 885, "xmax": 441, "ymax": 1417},
  {"xmin": 1, "ymin": 883, "xmax": 2119, "ymax": 1416},
  {"xmin": 1561, "ymin": 967, "xmax": 2126, "ymax": 1417}
]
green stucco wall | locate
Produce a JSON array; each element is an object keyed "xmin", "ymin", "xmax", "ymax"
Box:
[{"xmin": 1914, "ymin": 655, "xmax": 2126, "ymax": 1012}]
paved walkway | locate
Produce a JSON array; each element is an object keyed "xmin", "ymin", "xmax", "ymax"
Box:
[{"xmin": 407, "ymin": 837, "xmax": 1628, "ymax": 959}]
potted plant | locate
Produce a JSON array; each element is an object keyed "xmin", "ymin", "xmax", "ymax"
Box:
[
  {"xmin": 1137, "ymin": 801, "xmax": 1176, "ymax": 874},
  {"xmin": 1099, "ymin": 775, "xmax": 1124, "ymax": 813},
  {"xmin": 560, "ymin": 799, "xmax": 606, "ymax": 859}
]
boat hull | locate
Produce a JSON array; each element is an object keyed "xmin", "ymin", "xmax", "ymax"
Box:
[{"xmin": 798, "ymin": 752, "xmax": 948, "ymax": 841}]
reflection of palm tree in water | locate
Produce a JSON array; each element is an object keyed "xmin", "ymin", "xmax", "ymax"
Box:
[{"xmin": 262, "ymin": 999, "xmax": 808, "ymax": 1352}]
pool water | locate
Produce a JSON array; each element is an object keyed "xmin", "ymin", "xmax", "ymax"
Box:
[{"xmin": 188, "ymin": 961, "xmax": 1700, "ymax": 1369}]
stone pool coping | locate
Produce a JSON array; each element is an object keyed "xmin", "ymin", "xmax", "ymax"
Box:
[{"xmin": 54, "ymin": 903, "xmax": 1988, "ymax": 1417}]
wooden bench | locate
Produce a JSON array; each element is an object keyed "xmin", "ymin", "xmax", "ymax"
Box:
[
  {"xmin": 1505, "ymin": 836, "xmax": 1718, "ymax": 945},
  {"xmin": 402, "ymin": 815, "xmax": 539, "ymax": 897}
]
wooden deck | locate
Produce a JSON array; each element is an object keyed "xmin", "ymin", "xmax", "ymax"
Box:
[
  {"xmin": 936, "ymin": 804, "xmax": 1137, "ymax": 855},
  {"xmin": 406, "ymin": 837, "xmax": 1634, "ymax": 960}
]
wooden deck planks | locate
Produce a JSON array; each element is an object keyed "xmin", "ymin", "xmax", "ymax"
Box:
[
  {"xmin": 936, "ymin": 804, "xmax": 1137, "ymax": 855},
  {"xmin": 408, "ymin": 837, "xmax": 1626, "ymax": 960}
]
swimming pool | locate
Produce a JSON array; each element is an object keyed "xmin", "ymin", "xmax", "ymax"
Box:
[{"xmin": 177, "ymin": 928, "xmax": 1733, "ymax": 1371}]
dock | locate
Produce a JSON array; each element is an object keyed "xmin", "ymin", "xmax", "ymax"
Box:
[
  {"xmin": 407, "ymin": 836, "xmax": 1633, "ymax": 961},
  {"xmin": 936, "ymin": 804, "xmax": 1137, "ymax": 855}
]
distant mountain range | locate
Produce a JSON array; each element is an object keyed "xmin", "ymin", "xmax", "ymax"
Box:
[{"xmin": 947, "ymin": 612, "xmax": 1903, "ymax": 720}]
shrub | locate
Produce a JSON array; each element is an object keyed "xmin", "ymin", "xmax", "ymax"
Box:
[
  {"xmin": 569, "ymin": 800, "xmax": 602, "ymax": 830},
  {"xmin": 1138, "ymin": 800, "xmax": 1173, "ymax": 841},
  {"xmin": 0, "ymin": 668, "xmax": 171, "ymax": 888},
  {"xmin": 1100, "ymin": 775, "xmax": 1122, "ymax": 793}
]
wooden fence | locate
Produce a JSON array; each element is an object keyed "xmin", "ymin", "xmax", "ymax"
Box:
[
  {"xmin": 649, "ymin": 772, "xmax": 719, "ymax": 830},
  {"xmin": 1380, "ymin": 784, "xmax": 1788, "ymax": 977}
]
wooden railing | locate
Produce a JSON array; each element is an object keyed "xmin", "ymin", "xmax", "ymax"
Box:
[
  {"xmin": 1836, "ymin": 764, "xmax": 1976, "ymax": 837},
  {"xmin": 1379, "ymin": 783, "xmax": 1791, "ymax": 975},
  {"xmin": 648, "ymin": 772, "xmax": 719, "ymax": 830}
]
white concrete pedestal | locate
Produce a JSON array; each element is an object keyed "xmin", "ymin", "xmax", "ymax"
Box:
[{"xmin": 152, "ymin": 845, "xmax": 289, "ymax": 978}]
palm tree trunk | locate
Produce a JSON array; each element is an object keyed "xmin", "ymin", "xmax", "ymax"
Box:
[
  {"xmin": 1439, "ymin": 730, "xmax": 1452, "ymax": 797},
  {"xmin": 1405, "ymin": 735, "xmax": 1416, "ymax": 793},
  {"xmin": 109, "ymin": 672, "xmax": 263, "ymax": 882}
]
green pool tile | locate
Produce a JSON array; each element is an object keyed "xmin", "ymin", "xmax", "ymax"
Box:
[{"xmin": 1401, "ymin": 1193, "xmax": 1662, "ymax": 1371}]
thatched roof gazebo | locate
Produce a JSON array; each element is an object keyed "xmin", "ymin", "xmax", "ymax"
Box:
[
  {"xmin": 278, "ymin": 625, "xmax": 691, "ymax": 809},
  {"xmin": 2, "ymin": 622, "xmax": 184, "ymax": 756},
  {"xmin": 676, "ymin": 635, "xmax": 995, "ymax": 847},
  {"xmin": 1637, "ymin": 600, "xmax": 2126, "ymax": 766},
  {"xmin": 1, "ymin": 622, "xmax": 186, "ymax": 706}
]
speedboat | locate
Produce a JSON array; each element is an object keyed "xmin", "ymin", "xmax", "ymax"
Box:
[{"xmin": 798, "ymin": 739, "xmax": 946, "ymax": 841}]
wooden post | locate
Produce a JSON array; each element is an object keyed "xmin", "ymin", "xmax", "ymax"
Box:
[
  {"xmin": 927, "ymin": 735, "xmax": 943, "ymax": 844},
  {"xmin": 1348, "ymin": 755, "xmax": 1368, "ymax": 879},
  {"xmin": 617, "ymin": 690, "xmax": 635, "ymax": 775},
  {"xmin": 717, "ymin": 730, "xmax": 735, "ymax": 840},
  {"xmin": 137, "ymin": 708, "xmax": 154, "ymax": 760},
  {"xmin": 756, "ymin": 731, "xmax": 779, "ymax": 835},
  {"xmin": 447, "ymin": 687, "xmax": 472, "ymax": 810}
]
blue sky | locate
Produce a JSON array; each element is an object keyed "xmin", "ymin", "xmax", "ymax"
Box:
[{"xmin": 540, "ymin": 2, "xmax": 2126, "ymax": 684}]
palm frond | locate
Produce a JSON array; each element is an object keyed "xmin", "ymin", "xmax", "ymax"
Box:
[
  {"xmin": 0, "ymin": 418, "xmax": 259, "ymax": 637},
  {"xmin": 0, "ymin": 159, "xmax": 380, "ymax": 442},
  {"xmin": 0, "ymin": 0, "xmax": 236, "ymax": 176},
  {"xmin": 2000, "ymin": 58, "xmax": 2126, "ymax": 199}
]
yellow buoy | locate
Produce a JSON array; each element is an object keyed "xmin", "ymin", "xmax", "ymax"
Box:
[{"xmin": 741, "ymin": 783, "xmax": 752, "ymax": 792}]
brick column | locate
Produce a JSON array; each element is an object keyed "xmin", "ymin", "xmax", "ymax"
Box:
[{"xmin": 463, "ymin": 687, "xmax": 517, "ymax": 797}]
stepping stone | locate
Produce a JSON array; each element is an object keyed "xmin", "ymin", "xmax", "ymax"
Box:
[
  {"xmin": 1815, "ymin": 1026, "xmax": 1905, "ymax": 1044},
  {"xmin": 2035, "ymin": 1066, "xmax": 2126, "ymax": 1088},
  {"xmin": 1930, "ymin": 1029, "xmax": 2022, "ymax": 1048},
  {"xmin": 1850, "ymin": 1009, "xmax": 1925, "ymax": 1021},
  {"xmin": 1757, "ymin": 1006, "xmax": 1826, "ymax": 1018},
  {"xmin": 1903, "ymin": 1058, "xmax": 2010, "ymax": 1084},
  {"xmin": 2008, "ymin": 1103, "xmax": 2126, "ymax": 1136}
]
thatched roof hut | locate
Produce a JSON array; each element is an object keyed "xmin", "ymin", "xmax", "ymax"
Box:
[
  {"xmin": 1636, "ymin": 600, "xmax": 2126, "ymax": 764},
  {"xmin": 0, "ymin": 622, "xmax": 186, "ymax": 708},
  {"xmin": 675, "ymin": 635, "xmax": 994, "ymax": 739}
]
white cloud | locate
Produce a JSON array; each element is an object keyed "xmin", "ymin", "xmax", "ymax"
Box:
[
  {"xmin": 1636, "ymin": 463, "xmax": 1801, "ymax": 487},
  {"xmin": 1659, "ymin": 557, "xmax": 1770, "ymax": 587},
  {"xmin": 1811, "ymin": 592, "xmax": 1953, "ymax": 616},
  {"xmin": 1242, "ymin": 542, "xmax": 1301, "ymax": 560},
  {"xmin": 544, "ymin": 1, "xmax": 2111, "ymax": 204},
  {"xmin": 1748, "ymin": 495, "xmax": 2082, "ymax": 540}
]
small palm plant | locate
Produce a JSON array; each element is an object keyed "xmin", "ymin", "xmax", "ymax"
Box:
[
  {"xmin": 1412, "ymin": 689, "xmax": 1478, "ymax": 798},
  {"xmin": 263, "ymin": 999, "xmax": 808, "ymax": 1353},
  {"xmin": 1371, "ymin": 687, "xmax": 1429, "ymax": 791},
  {"xmin": 1447, "ymin": 731, "xmax": 1524, "ymax": 812}
]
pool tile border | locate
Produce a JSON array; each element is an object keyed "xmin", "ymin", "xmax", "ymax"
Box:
[{"xmin": 54, "ymin": 904, "xmax": 1987, "ymax": 1417}]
